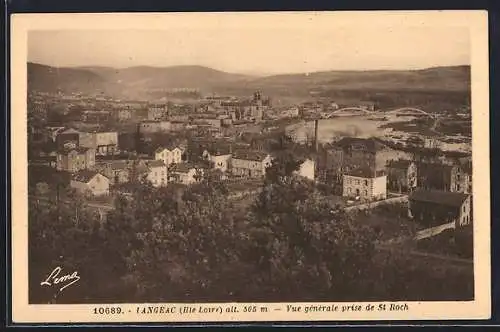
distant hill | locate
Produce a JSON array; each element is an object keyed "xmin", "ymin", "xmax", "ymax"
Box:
[
  {"xmin": 28, "ymin": 63, "xmax": 106, "ymax": 94},
  {"xmin": 27, "ymin": 62, "xmax": 470, "ymax": 99},
  {"xmin": 239, "ymin": 66, "xmax": 470, "ymax": 93}
]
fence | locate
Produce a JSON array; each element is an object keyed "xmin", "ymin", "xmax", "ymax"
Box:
[
  {"xmin": 414, "ymin": 221, "xmax": 456, "ymax": 241},
  {"xmin": 344, "ymin": 195, "xmax": 409, "ymax": 212}
]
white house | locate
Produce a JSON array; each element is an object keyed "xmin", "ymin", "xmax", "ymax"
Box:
[
  {"xmin": 70, "ymin": 170, "xmax": 110, "ymax": 196},
  {"xmin": 294, "ymin": 159, "xmax": 315, "ymax": 181},
  {"xmin": 231, "ymin": 151, "xmax": 272, "ymax": 178},
  {"xmin": 155, "ymin": 145, "xmax": 183, "ymax": 166},
  {"xmin": 169, "ymin": 163, "xmax": 203, "ymax": 185},
  {"xmin": 144, "ymin": 160, "xmax": 168, "ymax": 187},
  {"xmin": 342, "ymin": 168, "xmax": 387, "ymax": 202},
  {"xmin": 202, "ymin": 147, "xmax": 232, "ymax": 173}
]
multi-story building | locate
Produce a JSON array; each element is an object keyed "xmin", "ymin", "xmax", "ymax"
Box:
[
  {"xmin": 56, "ymin": 147, "xmax": 96, "ymax": 173},
  {"xmin": 79, "ymin": 131, "xmax": 118, "ymax": 156},
  {"xmin": 148, "ymin": 103, "xmax": 168, "ymax": 121},
  {"xmin": 169, "ymin": 114, "xmax": 190, "ymax": 122},
  {"xmin": 408, "ymin": 189, "xmax": 472, "ymax": 228},
  {"xmin": 81, "ymin": 110, "xmax": 111, "ymax": 123},
  {"xmin": 95, "ymin": 160, "xmax": 130, "ymax": 185},
  {"xmin": 342, "ymin": 168, "xmax": 387, "ymax": 201},
  {"xmin": 138, "ymin": 120, "xmax": 172, "ymax": 135},
  {"xmin": 155, "ymin": 145, "xmax": 183, "ymax": 166},
  {"xmin": 55, "ymin": 128, "xmax": 80, "ymax": 150},
  {"xmin": 144, "ymin": 160, "xmax": 168, "ymax": 187},
  {"xmin": 238, "ymin": 91, "xmax": 271, "ymax": 123},
  {"xmin": 417, "ymin": 162, "xmax": 467, "ymax": 193},
  {"xmin": 169, "ymin": 163, "xmax": 202, "ymax": 185},
  {"xmin": 202, "ymin": 146, "xmax": 232, "ymax": 173},
  {"xmin": 170, "ymin": 120, "xmax": 188, "ymax": 132},
  {"xmin": 117, "ymin": 108, "xmax": 136, "ymax": 122},
  {"xmin": 326, "ymin": 137, "xmax": 409, "ymax": 183},
  {"xmin": 231, "ymin": 150, "xmax": 272, "ymax": 178},
  {"xmin": 70, "ymin": 170, "xmax": 110, "ymax": 196},
  {"xmin": 386, "ymin": 159, "xmax": 417, "ymax": 193},
  {"xmin": 192, "ymin": 117, "xmax": 222, "ymax": 129}
]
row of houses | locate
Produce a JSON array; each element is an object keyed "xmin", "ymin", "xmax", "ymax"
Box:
[
  {"xmin": 54, "ymin": 128, "xmax": 119, "ymax": 156},
  {"xmin": 35, "ymin": 153, "xmax": 204, "ymax": 197},
  {"xmin": 326, "ymin": 137, "xmax": 473, "ymax": 230},
  {"xmin": 323, "ymin": 137, "xmax": 471, "ymax": 199}
]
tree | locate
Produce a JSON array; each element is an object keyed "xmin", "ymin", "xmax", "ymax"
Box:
[
  {"xmin": 29, "ymin": 198, "xmax": 103, "ymax": 304},
  {"xmin": 264, "ymin": 152, "xmax": 303, "ymax": 185},
  {"xmin": 241, "ymin": 153, "xmax": 377, "ymax": 301}
]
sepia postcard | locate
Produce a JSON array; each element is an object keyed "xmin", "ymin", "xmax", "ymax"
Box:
[{"xmin": 10, "ymin": 11, "xmax": 490, "ymax": 324}]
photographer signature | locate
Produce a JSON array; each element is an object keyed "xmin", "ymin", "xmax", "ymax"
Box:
[{"xmin": 40, "ymin": 266, "xmax": 80, "ymax": 292}]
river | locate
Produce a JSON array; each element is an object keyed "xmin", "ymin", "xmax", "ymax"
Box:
[
  {"xmin": 286, "ymin": 114, "xmax": 417, "ymax": 143},
  {"xmin": 285, "ymin": 114, "xmax": 471, "ymax": 153}
]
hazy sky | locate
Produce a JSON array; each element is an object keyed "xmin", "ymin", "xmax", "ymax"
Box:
[{"xmin": 28, "ymin": 16, "xmax": 470, "ymax": 75}]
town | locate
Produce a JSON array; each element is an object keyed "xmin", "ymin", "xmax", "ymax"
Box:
[{"xmin": 28, "ymin": 84, "xmax": 473, "ymax": 304}]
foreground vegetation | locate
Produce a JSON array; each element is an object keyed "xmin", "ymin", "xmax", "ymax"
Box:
[{"xmin": 29, "ymin": 155, "xmax": 474, "ymax": 304}]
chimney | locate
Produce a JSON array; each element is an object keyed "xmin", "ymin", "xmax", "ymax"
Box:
[{"xmin": 314, "ymin": 119, "xmax": 319, "ymax": 152}]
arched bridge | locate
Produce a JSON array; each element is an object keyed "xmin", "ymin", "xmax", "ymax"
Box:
[
  {"xmin": 323, "ymin": 107, "xmax": 374, "ymax": 118},
  {"xmin": 322, "ymin": 107, "xmax": 436, "ymax": 119},
  {"xmin": 386, "ymin": 107, "xmax": 437, "ymax": 119}
]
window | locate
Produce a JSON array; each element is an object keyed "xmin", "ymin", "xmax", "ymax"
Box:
[
  {"xmin": 347, "ymin": 188, "xmax": 351, "ymax": 194},
  {"xmin": 355, "ymin": 179, "xmax": 360, "ymax": 185},
  {"xmin": 363, "ymin": 190, "xmax": 368, "ymax": 196},
  {"xmin": 364, "ymin": 180, "xmax": 368, "ymax": 186}
]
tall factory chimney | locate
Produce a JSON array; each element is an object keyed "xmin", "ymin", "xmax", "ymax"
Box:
[{"xmin": 314, "ymin": 119, "xmax": 319, "ymax": 152}]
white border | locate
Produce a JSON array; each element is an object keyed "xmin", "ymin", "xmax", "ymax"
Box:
[{"xmin": 11, "ymin": 11, "xmax": 491, "ymax": 323}]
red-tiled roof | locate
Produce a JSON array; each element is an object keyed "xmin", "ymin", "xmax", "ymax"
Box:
[{"xmin": 410, "ymin": 189, "xmax": 470, "ymax": 207}]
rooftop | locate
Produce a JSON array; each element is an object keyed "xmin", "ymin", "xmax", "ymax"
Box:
[
  {"xmin": 57, "ymin": 147, "xmax": 90, "ymax": 155},
  {"xmin": 104, "ymin": 160, "xmax": 129, "ymax": 170},
  {"xmin": 333, "ymin": 137, "xmax": 387, "ymax": 152},
  {"xmin": 232, "ymin": 150, "xmax": 270, "ymax": 162},
  {"xmin": 344, "ymin": 167, "xmax": 385, "ymax": 178},
  {"xmin": 72, "ymin": 170, "xmax": 102, "ymax": 183},
  {"xmin": 205, "ymin": 144, "xmax": 232, "ymax": 156},
  {"xmin": 417, "ymin": 162, "xmax": 456, "ymax": 174},
  {"xmin": 155, "ymin": 144, "xmax": 182, "ymax": 153},
  {"xmin": 409, "ymin": 189, "xmax": 470, "ymax": 208},
  {"xmin": 387, "ymin": 159, "xmax": 414, "ymax": 169},
  {"xmin": 171, "ymin": 163, "xmax": 196, "ymax": 173},
  {"xmin": 145, "ymin": 160, "xmax": 166, "ymax": 168}
]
